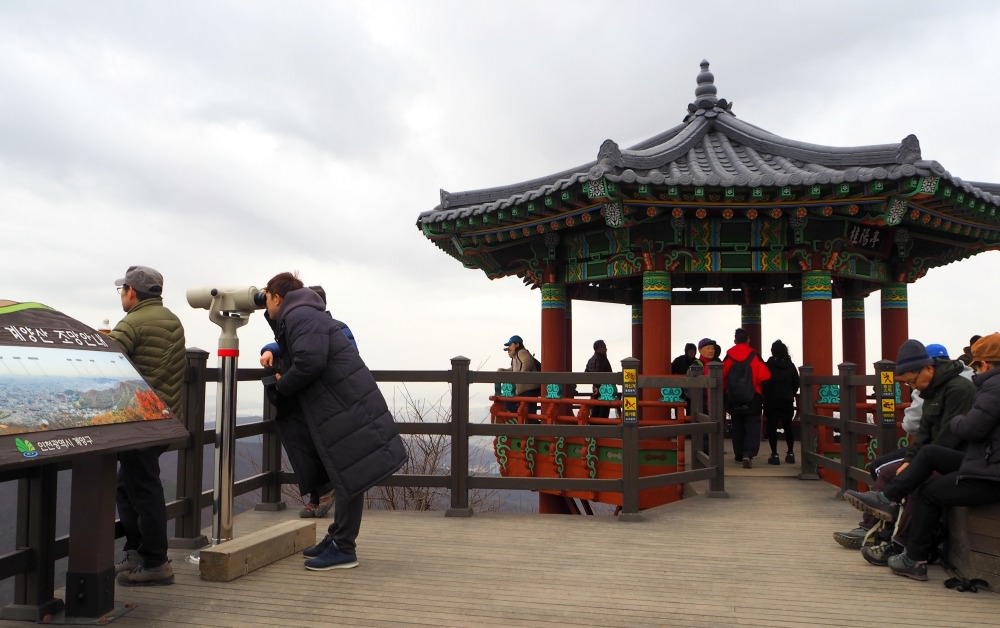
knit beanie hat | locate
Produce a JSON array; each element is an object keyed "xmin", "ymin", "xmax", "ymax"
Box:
[
  {"xmin": 771, "ymin": 339, "xmax": 790, "ymax": 360},
  {"xmin": 698, "ymin": 337, "xmax": 715, "ymax": 350},
  {"xmin": 895, "ymin": 339, "xmax": 932, "ymax": 375}
]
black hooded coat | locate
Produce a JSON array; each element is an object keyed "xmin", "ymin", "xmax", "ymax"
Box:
[{"xmin": 271, "ymin": 288, "xmax": 407, "ymax": 499}]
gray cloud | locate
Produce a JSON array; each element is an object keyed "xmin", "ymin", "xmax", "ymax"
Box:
[{"xmin": 2, "ymin": 0, "xmax": 999, "ymax": 379}]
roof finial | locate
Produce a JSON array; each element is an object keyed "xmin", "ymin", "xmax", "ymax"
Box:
[
  {"xmin": 685, "ymin": 59, "xmax": 733, "ymax": 122},
  {"xmin": 694, "ymin": 60, "xmax": 717, "ymax": 107}
]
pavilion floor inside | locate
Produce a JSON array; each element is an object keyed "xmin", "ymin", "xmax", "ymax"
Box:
[{"xmin": 50, "ymin": 442, "xmax": 998, "ymax": 627}]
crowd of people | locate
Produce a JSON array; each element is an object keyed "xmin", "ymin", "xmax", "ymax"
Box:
[
  {"xmin": 105, "ymin": 264, "xmax": 1000, "ymax": 588},
  {"xmin": 836, "ymin": 334, "xmax": 1000, "ymax": 583}
]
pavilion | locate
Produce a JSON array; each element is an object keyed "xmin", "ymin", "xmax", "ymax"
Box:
[{"xmin": 416, "ymin": 61, "xmax": 1000, "ymax": 383}]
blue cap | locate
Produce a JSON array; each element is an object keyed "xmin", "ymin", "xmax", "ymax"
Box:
[
  {"xmin": 926, "ymin": 343, "xmax": 949, "ymax": 359},
  {"xmin": 504, "ymin": 335, "xmax": 523, "ymax": 348}
]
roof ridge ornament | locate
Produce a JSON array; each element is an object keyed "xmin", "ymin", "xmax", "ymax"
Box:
[
  {"xmin": 685, "ymin": 60, "xmax": 733, "ymax": 122},
  {"xmin": 589, "ymin": 139, "xmax": 623, "ymax": 179},
  {"xmin": 896, "ymin": 134, "xmax": 922, "ymax": 164}
]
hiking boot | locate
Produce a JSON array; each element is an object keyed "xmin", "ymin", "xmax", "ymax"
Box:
[
  {"xmin": 304, "ymin": 544, "xmax": 358, "ymax": 571},
  {"xmin": 299, "ymin": 491, "xmax": 334, "ymax": 518},
  {"xmin": 785, "ymin": 452, "xmax": 795, "ymax": 464},
  {"xmin": 313, "ymin": 492, "xmax": 333, "ymax": 517},
  {"xmin": 843, "ymin": 490, "xmax": 898, "ymax": 522},
  {"xmin": 117, "ymin": 561, "xmax": 174, "ymax": 586},
  {"xmin": 303, "ymin": 534, "xmax": 336, "ymax": 558},
  {"xmin": 115, "ymin": 549, "xmax": 142, "ymax": 574},
  {"xmin": 833, "ymin": 527, "xmax": 869, "ymax": 550},
  {"xmin": 299, "ymin": 501, "xmax": 319, "ymax": 517},
  {"xmin": 768, "ymin": 454, "xmax": 780, "ymax": 465},
  {"xmin": 888, "ymin": 551, "xmax": 928, "ymax": 581},
  {"xmin": 861, "ymin": 542, "xmax": 901, "ymax": 566},
  {"xmin": 742, "ymin": 457, "xmax": 752, "ymax": 469}
]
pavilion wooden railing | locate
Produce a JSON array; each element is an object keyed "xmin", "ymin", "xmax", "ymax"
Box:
[
  {"xmin": 5, "ymin": 351, "xmax": 906, "ymax": 614},
  {"xmin": 796, "ymin": 360, "xmax": 907, "ymax": 492}
]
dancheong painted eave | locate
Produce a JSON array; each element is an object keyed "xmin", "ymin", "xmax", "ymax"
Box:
[{"xmin": 416, "ymin": 60, "xmax": 1000, "ymax": 287}]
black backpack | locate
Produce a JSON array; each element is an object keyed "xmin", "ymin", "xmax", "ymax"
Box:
[{"xmin": 726, "ymin": 352, "xmax": 756, "ymax": 410}]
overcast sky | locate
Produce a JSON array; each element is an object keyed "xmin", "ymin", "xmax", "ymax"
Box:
[{"xmin": 3, "ymin": 1, "xmax": 1000, "ymax": 405}]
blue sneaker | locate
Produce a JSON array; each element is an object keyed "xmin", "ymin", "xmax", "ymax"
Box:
[
  {"xmin": 304, "ymin": 544, "xmax": 359, "ymax": 571},
  {"xmin": 303, "ymin": 534, "xmax": 335, "ymax": 558}
]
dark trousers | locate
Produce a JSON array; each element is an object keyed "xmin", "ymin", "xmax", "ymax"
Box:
[
  {"xmin": 117, "ymin": 446, "xmax": 169, "ymax": 568},
  {"xmin": 505, "ymin": 388, "xmax": 540, "ymax": 417},
  {"xmin": 764, "ymin": 403, "xmax": 794, "ymax": 455},
  {"xmin": 591, "ymin": 394, "xmax": 611, "ymax": 419},
  {"xmin": 273, "ymin": 410, "xmax": 333, "ymax": 499},
  {"xmin": 731, "ymin": 411, "xmax": 762, "ymax": 459},
  {"xmin": 327, "ymin": 490, "xmax": 365, "ymax": 554},
  {"xmin": 884, "ymin": 444, "xmax": 1000, "ymax": 561},
  {"xmin": 858, "ymin": 448, "xmax": 908, "ymax": 530}
]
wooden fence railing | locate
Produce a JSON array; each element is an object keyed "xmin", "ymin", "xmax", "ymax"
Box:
[{"xmin": 2, "ymin": 350, "xmax": 907, "ymax": 618}]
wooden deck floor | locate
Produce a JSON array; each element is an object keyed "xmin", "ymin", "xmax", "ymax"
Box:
[{"xmin": 70, "ymin": 454, "xmax": 999, "ymax": 627}]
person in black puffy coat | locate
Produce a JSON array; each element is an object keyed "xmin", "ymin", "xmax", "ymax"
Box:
[
  {"xmin": 263, "ymin": 272, "xmax": 407, "ymax": 571},
  {"xmin": 761, "ymin": 340, "xmax": 800, "ymax": 465}
]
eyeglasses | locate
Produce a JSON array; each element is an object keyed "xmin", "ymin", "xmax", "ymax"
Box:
[{"xmin": 116, "ymin": 285, "xmax": 129, "ymax": 295}]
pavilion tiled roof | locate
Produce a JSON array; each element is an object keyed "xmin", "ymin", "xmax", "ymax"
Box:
[{"xmin": 418, "ymin": 61, "xmax": 1000, "ymax": 226}]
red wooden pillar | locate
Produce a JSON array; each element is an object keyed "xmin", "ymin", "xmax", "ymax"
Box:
[
  {"xmin": 842, "ymin": 297, "xmax": 866, "ymax": 372},
  {"xmin": 801, "ymin": 270, "xmax": 833, "ymax": 376},
  {"xmin": 540, "ymin": 283, "xmax": 568, "ymax": 372},
  {"xmin": 802, "ymin": 270, "xmax": 835, "ymax": 483},
  {"xmin": 641, "ymin": 271, "xmax": 671, "ymax": 419},
  {"xmin": 564, "ymin": 299, "xmax": 573, "ymax": 371},
  {"xmin": 741, "ymin": 304, "xmax": 762, "ymax": 355},
  {"xmin": 631, "ymin": 304, "xmax": 643, "ymax": 364},
  {"xmin": 539, "ymin": 282, "xmax": 568, "ymax": 514},
  {"xmin": 842, "ymin": 296, "xmax": 867, "ymax": 405},
  {"xmin": 880, "ymin": 282, "xmax": 909, "ymax": 362}
]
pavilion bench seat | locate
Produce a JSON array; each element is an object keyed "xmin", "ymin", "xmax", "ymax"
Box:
[{"xmin": 947, "ymin": 502, "xmax": 1000, "ymax": 588}]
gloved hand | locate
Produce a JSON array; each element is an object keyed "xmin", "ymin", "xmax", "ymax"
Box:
[{"xmin": 262, "ymin": 372, "xmax": 283, "ymax": 407}]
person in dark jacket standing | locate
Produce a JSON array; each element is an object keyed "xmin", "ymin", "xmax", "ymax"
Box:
[
  {"xmin": 762, "ymin": 340, "xmax": 800, "ymax": 465},
  {"xmin": 845, "ymin": 333, "xmax": 1000, "ymax": 581},
  {"xmin": 671, "ymin": 343, "xmax": 697, "ymax": 376},
  {"xmin": 263, "ymin": 272, "xmax": 407, "ymax": 571},
  {"xmin": 110, "ymin": 265, "xmax": 186, "ymax": 586},
  {"xmin": 722, "ymin": 328, "xmax": 771, "ymax": 468},
  {"xmin": 585, "ymin": 339, "xmax": 613, "ymax": 418}
]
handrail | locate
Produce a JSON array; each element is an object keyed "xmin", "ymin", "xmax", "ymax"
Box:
[{"xmin": 0, "ymin": 351, "xmax": 780, "ymax": 615}]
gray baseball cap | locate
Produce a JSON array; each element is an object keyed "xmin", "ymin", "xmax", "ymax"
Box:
[{"xmin": 115, "ymin": 265, "xmax": 163, "ymax": 294}]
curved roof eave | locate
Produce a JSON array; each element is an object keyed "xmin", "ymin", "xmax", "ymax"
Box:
[{"xmin": 417, "ymin": 61, "xmax": 1000, "ymax": 229}]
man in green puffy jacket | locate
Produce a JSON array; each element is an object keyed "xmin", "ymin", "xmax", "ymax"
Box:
[{"xmin": 109, "ymin": 265, "xmax": 186, "ymax": 586}]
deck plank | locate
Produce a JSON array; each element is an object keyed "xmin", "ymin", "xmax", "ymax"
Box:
[{"xmin": 87, "ymin": 457, "xmax": 998, "ymax": 627}]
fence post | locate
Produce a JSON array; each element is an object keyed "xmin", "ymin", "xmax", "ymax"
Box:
[
  {"xmin": 446, "ymin": 356, "xmax": 473, "ymax": 517},
  {"xmin": 873, "ymin": 359, "xmax": 898, "ymax": 462},
  {"xmin": 798, "ymin": 365, "xmax": 820, "ymax": 480},
  {"xmin": 837, "ymin": 363, "xmax": 857, "ymax": 494},
  {"xmin": 706, "ymin": 362, "xmax": 728, "ymax": 497},
  {"xmin": 171, "ymin": 347, "xmax": 209, "ymax": 548},
  {"xmin": 3, "ymin": 466, "xmax": 62, "ymax": 621},
  {"xmin": 687, "ymin": 364, "xmax": 706, "ymax": 465},
  {"xmin": 256, "ymin": 390, "xmax": 286, "ymax": 511},
  {"xmin": 618, "ymin": 357, "xmax": 643, "ymax": 521}
]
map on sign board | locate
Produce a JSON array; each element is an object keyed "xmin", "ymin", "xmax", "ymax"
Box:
[{"xmin": 0, "ymin": 301, "xmax": 173, "ymax": 438}]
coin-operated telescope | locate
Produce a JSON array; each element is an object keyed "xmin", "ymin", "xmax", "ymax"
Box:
[
  {"xmin": 186, "ymin": 285, "xmax": 265, "ymax": 546},
  {"xmin": 186, "ymin": 286, "xmax": 266, "ymax": 312}
]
